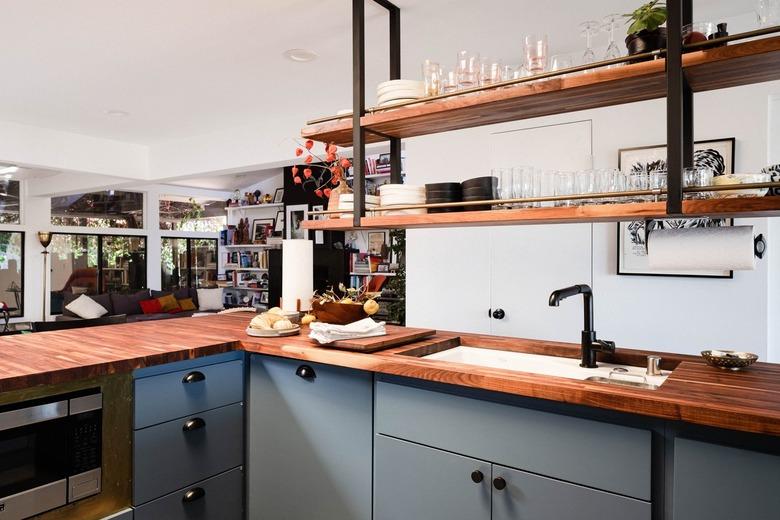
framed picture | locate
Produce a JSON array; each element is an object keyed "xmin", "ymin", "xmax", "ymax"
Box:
[
  {"xmin": 368, "ymin": 231, "xmax": 387, "ymax": 256},
  {"xmin": 285, "ymin": 203, "xmax": 308, "ymax": 240},
  {"xmin": 273, "ymin": 210, "xmax": 284, "ymax": 235},
  {"xmin": 273, "ymin": 187, "xmax": 285, "ymax": 204},
  {"xmin": 259, "ymin": 291, "xmax": 269, "ymax": 304},
  {"xmin": 377, "ymin": 263, "xmax": 390, "ymax": 273},
  {"xmin": 312, "ymin": 205, "xmax": 325, "ymax": 245},
  {"xmin": 251, "ymin": 218, "xmax": 275, "ymax": 244},
  {"xmin": 617, "ymin": 138, "xmax": 735, "ymax": 278}
]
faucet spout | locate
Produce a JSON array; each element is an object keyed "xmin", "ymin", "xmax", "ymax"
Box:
[{"xmin": 548, "ymin": 284, "xmax": 612, "ymax": 368}]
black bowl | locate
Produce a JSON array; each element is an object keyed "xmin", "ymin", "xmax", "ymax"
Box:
[
  {"xmin": 428, "ymin": 207, "xmax": 463, "ymax": 213},
  {"xmin": 426, "ymin": 182, "xmax": 462, "ymax": 192},
  {"xmin": 426, "ymin": 188, "xmax": 462, "ymax": 198},
  {"xmin": 461, "ymin": 176, "xmax": 498, "ymax": 190}
]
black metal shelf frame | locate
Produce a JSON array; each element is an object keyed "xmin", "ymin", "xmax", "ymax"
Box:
[{"xmin": 349, "ymin": 0, "xmax": 696, "ymax": 223}]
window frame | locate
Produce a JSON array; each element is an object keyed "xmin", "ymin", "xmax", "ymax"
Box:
[
  {"xmin": 50, "ymin": 190, "xmax": 146, "ymax": 230},
  {"xmin": 161, "ymin": 236, "xmax": 219, "ymax": 290},
  {"xmin": 0, "ymin": 230, "xmax": 25, "ymax": 317}
]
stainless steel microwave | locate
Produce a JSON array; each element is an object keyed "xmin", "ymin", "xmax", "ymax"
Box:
[{"xmin": 0, "ymin": 388, "xmax": 102, "ymax": 520}]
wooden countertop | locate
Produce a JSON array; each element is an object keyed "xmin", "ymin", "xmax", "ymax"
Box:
[{"xmin": 1, "ymin": 314, "xmax": 778, "ymax": 437}]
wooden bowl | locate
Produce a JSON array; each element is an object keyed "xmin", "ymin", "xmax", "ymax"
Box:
[{"xmin": 311, "ymin": 301, "xmax": 367, "ymax": 325}]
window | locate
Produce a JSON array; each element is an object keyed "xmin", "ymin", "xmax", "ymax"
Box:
[
  {"xmin": 161, "ymin": 238, "xmax": 218, "ymax": 291},
  {"xmin": 159, "ymin": 196, "xmax": 226, "ymax": 232},
  {"xmin": 51, "ymin": 190, "xmax": 144, "ymax": 228},
  {"xmin": 0, "ymin": 180, "xmax": 21, "ymax": 224},
  {"xmin": 50, "ymin": 233, "xmax": 146, "ymax": 314},
  {"xmin": 0, "ymin": 231, "xmax": 24, "ymax": 316}
]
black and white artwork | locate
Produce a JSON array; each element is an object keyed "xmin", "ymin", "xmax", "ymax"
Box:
[
  {"xmin": 285, "ymin": 204, "xmax": 308, "ymax": 240},
  {"xmin": 762, "ymin": 163, "xmax": 780, "ymax": 196},
  {"xmin": 617, "ymin": 138, "xmax": 735, "ymax": 278}
]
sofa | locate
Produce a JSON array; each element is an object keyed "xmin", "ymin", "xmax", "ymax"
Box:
[{"xmin": 56, "ymin": 287, "xmax": 218, "ymax": 323}]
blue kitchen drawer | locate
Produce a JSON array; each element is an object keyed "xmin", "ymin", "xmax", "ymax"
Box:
[
  {"xmin": 134, "ymin": 467, "xmax": 243, "ymax": 520},
  {"xmin": 133, "ymin": 402, "xmax": 244, "ymax": 505},
  {"xmin": 134, "ymin": 359, "xmax": 243, "ymax": 429},
  {"xmin": 375, "ymin": 380, "xmax": 651, "ymax": 501}
]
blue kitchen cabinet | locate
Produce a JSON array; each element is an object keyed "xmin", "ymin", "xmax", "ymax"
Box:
[
  {"xmin": 247, "ymin": 355, "xmax": 373, "ymax": 520},
  {"xmin": 673, "ymin": 437, "xmax": 780, "ymax": 520},
  {"xmin": 374, "ymin": 434, "xmax": 491, "ymax": 520}
]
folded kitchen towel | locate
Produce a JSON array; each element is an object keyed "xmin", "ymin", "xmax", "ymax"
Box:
[{"xmin": 309, "ymin": 318, "xmax": 387, "ymax": 345}]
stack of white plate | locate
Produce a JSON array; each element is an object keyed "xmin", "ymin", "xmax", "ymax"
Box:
[
  {"xmin": 376, "ymin": 80, "xmax": 424, "ymax": 107},
  {"xmin": 378, "ymin": 184, "xmax": 427, "ymax": 215},
  {"xmin": 339, "ymin": 194, "xmax": 380, "ymax": 218}
]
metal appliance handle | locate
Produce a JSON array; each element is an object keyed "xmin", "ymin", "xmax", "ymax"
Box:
[{"xmin": 0, "ymin": 400, "xmax": 68, "ymax": 432}]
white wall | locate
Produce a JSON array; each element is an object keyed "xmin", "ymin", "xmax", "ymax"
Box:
[
  {"xmin": 768, "ymin": 95, "xmax": 780, "ymax": 362},
  {"xmin": 406, "ymin": 81, "xmax": 780, "ymax": 359}
]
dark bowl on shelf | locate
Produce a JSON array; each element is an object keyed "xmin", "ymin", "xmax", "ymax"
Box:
[
  {"xmin": 426, "ymin": 194, "xmax": 462, "ymax": 202},
  {"xmin": 426, "ymin": 188, "xmax": 462, "ymax": 198},
  {"xmin": 463, "ymin": 186, "xmax": 496, "ymax": 196},
  {"xmin": 462, "ymin": 176, "xmax": 498, "ymax": 190},
  {"xmin": 426, "ymin": 182, "xmax": 462, "ymax": 192},
  {"xmin": 428, "ymin": 206, "xmax": 463, "ymax": 213}
]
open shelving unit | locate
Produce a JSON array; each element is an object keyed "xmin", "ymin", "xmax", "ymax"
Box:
[{"xmin": 300, "ymin": 0, "xmax": 780, "ymax": 231}]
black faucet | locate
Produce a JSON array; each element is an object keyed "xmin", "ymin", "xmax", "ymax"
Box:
[{"xmin": 548, "ymin": 284, "xmax": 615, "ymax": 368}]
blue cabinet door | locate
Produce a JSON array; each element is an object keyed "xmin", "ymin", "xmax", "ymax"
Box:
[
  {"xmin": 673, "ymin": 438, "xmax": 780, "ymax": 520},
  {"xmin": 247, "ymin": 355, "xmax": 373, "ymax": 520},
  {"xmin": 374, "ymin": 434, "xmax": 491, "ymax": 520},
  {"xmin": 492, "ymin": 464, "xmax": 651, "ymax": 520}
]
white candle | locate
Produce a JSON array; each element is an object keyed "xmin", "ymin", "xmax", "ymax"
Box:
[{"xmin": 282, "ymin": 239, "xmax": 313, "ymax": 312}]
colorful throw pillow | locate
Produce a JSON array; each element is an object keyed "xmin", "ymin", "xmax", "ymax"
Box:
[
  {"xmin": 139, "ymin": 299, "xmax": 163, "ymax": 314},
  {"xmin": 177, "ymin": 298, "xmax": 197, "ymax": 311},
  {"xmin": 156, "ymin": 294, "xmax": 179, "ymax": 312},
  {"xmin": 64, "ymin": 294, "xmax": 108, "ymax": 320}
]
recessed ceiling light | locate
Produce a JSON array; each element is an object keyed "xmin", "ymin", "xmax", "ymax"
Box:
[
  {"xmin": 283, "ymin": 48, "xmax": 318, "ymax": 63},
  {"xmin": 106, "ymin": 110, "xmax": 130, "ymax": 117}
]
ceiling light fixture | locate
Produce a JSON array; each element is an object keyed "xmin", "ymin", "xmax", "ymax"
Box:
[
  {"xmin": 106, "ymin": 110, "xmax": 130, "ymax": 117},
  {"xmin": 283, "ymin": 48, "xmax": 318, "ymax": 62}
]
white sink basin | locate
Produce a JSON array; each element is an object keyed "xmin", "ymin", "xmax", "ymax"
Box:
[{"xmin": 423, "ymin": 346, "xmax": 669, "ymax": 389}]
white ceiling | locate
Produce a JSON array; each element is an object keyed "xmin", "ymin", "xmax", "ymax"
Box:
[{"xmin": 0, "ymin": 0, "xmax": 752, "ymax": 147}]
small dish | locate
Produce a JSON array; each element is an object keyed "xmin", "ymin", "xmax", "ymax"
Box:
[
  {"xmin": 701, "ymin": 350, "xmax": 758, "ymax": 371},
  {"xmin": 712, "ymin": 173, "xmax": 771, "ymax": 198},
  {"xmin": 246, "ymin": 325, "xmax": 301, "ymax": 337}
]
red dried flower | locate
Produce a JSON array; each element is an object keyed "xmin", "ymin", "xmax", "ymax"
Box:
[
  {"xmin": 304, "ymin": 139, "xmax": 314, "ymax": 150},
  {"xmin": 293, "ymin": 176, "xmax": 302, "ymax": 185},
  {"xmin": 304, "ymin": 155, "xmax": 313, "ymax": 164},
  {"xmin": 326, "ymin": 153, "xmax": 336, "ymax": 162},
  {"xmin": 291, "ymin": 166, "xmax": 299, "ymax": 176},
  {"xmin": 339, "ymin": 157, "xmax": 351, "ymax": 169},
  {"xmin": 315, "ymin": 189, "xmax": 323, "ymax": 198},
  {"xmin": 303, "ymin": 168, "xmax": 313, "ymax": 178},
  {"xmin": 323, "ymin": 188, "xmax": 332, "ymax": 197},
  {"xmin": 327, "ymin": 143, "xmax": 338, "ymax": 155},
  {"xmin": 295, "ymin": 148, "xmax": 303, "ymax": 157}
]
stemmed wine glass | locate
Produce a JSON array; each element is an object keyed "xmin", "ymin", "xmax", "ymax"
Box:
[
  {"xmin": 580, "ymin": 21, "xmax": 601, "ymax": 68},
  {"xmin": 602, "ymin": 14, "xmax": 624, "ymax": 65}
]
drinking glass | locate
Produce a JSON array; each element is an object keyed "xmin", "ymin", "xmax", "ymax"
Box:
[
  {"xmin": 649, "ymin": 169, "xmax": 668, "ymax": 201},
  {"xmin": 555, "ymin": 171, "xmax": 575, "ymax": 206},
  {"xmin": 684, "ymin": 167, "xmax": 714, "ymax": 199},
  {"xmin": 495, "ymin": 168, "xmax": 514, "ymax": 200},
  {"xmin": 757, "ymin": 0, "xmax": 780, "ymax": 27},
  {"xmin": 479, "ymin": 58, "xmax": 503, "ymax": 86},
  {"xmin": 456, "ymin": 50, "xmax": 480, "ymax": 88},
  {"xmin": 580, "ymin": 21, "xmax": 601, "ymax": 67},
  {"xmin": 592, "ymin": 169, "xmax": 613, "ymax": 204},
  {"xmin": 575, "ymin": 170, "xmax": 593, "ymax": 204},
  {"xmin": 524, "ymin": 34, "xmax": 549, "ymax": 75},
  {"xmin": 550, "ymin": 54, "xmax": 573, "ymax": 73},
  {"xmin": 422, "ymin": 60, "xmax": 442, "ymax": 96},
  {"xmin": 602, "ymin": 14, "xmax": 624, "ymax": 65},
  {"xmin": 441, "ymin": 68, "xmax": 459, "ymax": 93},
  {"xmin": 515, "ymin": 166, "xmax": 535, "ymax": 207},
  {"xmin": 628, "ymin": 171, "xmax": 650, "ymax": 201},
  {"xmin": 608, "ymin": 168, "xmax": 626, "ymax": 203}
]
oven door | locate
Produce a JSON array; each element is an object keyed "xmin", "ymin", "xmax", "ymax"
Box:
[{"xmin": 0, "ymin": 398, "xmax": 70, "ymax": 520}]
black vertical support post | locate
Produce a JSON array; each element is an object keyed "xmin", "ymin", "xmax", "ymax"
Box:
[
  {"xmin": 388, "ymin": 3, "xmax": 403, "ymax": 184},
  {"xmin": 352, "ymin": 0, "xmax": 366, "ymax": 228},
  {"xmin": 666, "ymin": 0, "xmax": 693, "ymax": 215}
]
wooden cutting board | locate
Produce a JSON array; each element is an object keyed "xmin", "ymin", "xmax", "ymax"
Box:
[{"xmin": 318, "ymin": 325, "xmax": 436, "ymax": 352}]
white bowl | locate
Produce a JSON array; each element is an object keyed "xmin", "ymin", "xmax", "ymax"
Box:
[
  {"xmin": 379, "ymin": 184, "xmax": 425, "ymax": 193},
  {"xmin": 382, "ymin": 208, "xmax": 427, "ymax": 215},
  {"xmin": 377, "ymin": 90, "xmax": 424, "ymax": 102},
  {"xmin": 712, "ymin": 173, "xmax": 771, "ymax": 198},
  {"xmin": 377, "ymin": 79, "xmax": 424, "ymax": 94},
  {"xmin": 340, "ymin": 194, "xmax": 380, "ymax": 205}
]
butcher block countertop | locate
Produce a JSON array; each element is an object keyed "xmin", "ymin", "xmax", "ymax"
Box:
[{"xmin": 1, "ymin": 314, "xmax": 779, "ymax": 436}]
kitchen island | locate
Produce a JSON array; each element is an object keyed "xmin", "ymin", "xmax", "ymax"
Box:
[{"xmin": 1, "ymin": 314, "xmax": 779, "ymax": 520}]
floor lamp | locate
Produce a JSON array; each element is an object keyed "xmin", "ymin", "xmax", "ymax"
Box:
[{"xmin": 38, "ymin": 231, "xmax": 52, "ymax": 322}]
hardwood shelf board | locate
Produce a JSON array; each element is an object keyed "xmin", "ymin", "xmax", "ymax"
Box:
[
  {"xmin": 302, "ymin": 197, "xmax": 780, "ymax": 231},
  {"xmin": 302, "ymin": 36, "xmax": 780, "ymax": 147}
]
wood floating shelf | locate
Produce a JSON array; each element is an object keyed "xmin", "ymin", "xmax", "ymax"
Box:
[
  {"xmin": 302, "ymin": 197, "xmax": 780, "ymax": 230},
  {"xmin": 301, "ymin": 36, "xmax": 780, "ymax": 147}
]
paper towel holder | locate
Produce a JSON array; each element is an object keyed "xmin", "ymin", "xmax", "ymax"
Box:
[{"xmin": 643, "ymin": 220, "xmax": 767, "ymax": 260}]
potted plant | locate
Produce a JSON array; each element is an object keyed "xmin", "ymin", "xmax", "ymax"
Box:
[{"xmin": 624, "ymin": 1, "xmax": 668, "ymax": 56}]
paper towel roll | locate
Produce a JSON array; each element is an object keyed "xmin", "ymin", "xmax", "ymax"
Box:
[
  {"xmin": 282, "ymin": 239, "xmax": 313, "ymax": 312},
  {"xmin": 648, "ymin": 225, "xmax": 755, "ymax": 271}
]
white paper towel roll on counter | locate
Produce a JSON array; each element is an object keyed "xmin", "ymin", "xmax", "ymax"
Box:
[
  {"xmin": 282, "ymin": 239, "xmax": 313, "ymax": 312},
  {"xmin": 648, "ymin": 225, "xmax": 756, "ymax": 271}
]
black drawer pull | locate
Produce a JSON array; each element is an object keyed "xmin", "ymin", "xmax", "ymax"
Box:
[
  {"xmin": 296, "ymin": 365, "xmax": 316, "ymax": 380},
  {"xmin": 182, "ymin": 417, "xmax": 206, "ymax": 432},
  {"xmin": 182, "ymin": 487, "xmax": 206, "ymax": 503},
  {"xmin": 182, "ymin": 371, "xmax": 206, "ymax": 384},
  {"xmin": 493, "ymin": 477, "xmax": 507, "ymax": 490},
  {"xmin": 470, "ymin": 470, "xmax": 484, "ymax": 483}
]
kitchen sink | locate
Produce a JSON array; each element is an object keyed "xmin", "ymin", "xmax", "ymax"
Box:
[{"xmin": 423, "ymin": 346, "xmax": 669, "ymax": 389}]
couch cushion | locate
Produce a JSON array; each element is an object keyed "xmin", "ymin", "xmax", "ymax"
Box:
[
  {"xmin": 65, "ymin": 294, "xmax": 109, "ymax": 320},
  {"xmin": 196, "ymin": 288, "xmax": 223, "ymax": 311},
  {"xmin": 111, "ymin": 290, "xmax": 150, "ymax": 316},
  {"xmin": 156, "ymin": 293, "xmax": 179, "ymax": 312},
  {"xmin": 139, "ymin": 299, "xmax": 163, "ymax": 314},
  {"xmin": 62, "ymin": 292, "xmax": 113, "ymax": 318},
  {"xmin": 177, "ymin": 298, "xmax": 197, "ymax": 311}
]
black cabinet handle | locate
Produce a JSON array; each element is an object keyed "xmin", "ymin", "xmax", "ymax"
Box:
[
  {"xmin": 182, "ymin": 487, "xmax": 205, "ymax": 503},
  {"xmin": 470, "ymin": 470, "xmax": 484, "ymax": 483},
  {"xmin": 492, "ymin": 308, "xmax": 505, "ymax": 320},
  {"xmin": 182, "ymin": 371, "xmax": 205, "ymax": 384},
  {"xmin": 493, "ymin": 477, "xmax": 507, "ymax": 490},
  {"xmin": 296, "ymin": 365, "xmax": 316, "ymax": 381},
  {"xmin": 182, "ymin": 417, "xmax": 206, "ymax": 432}
]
